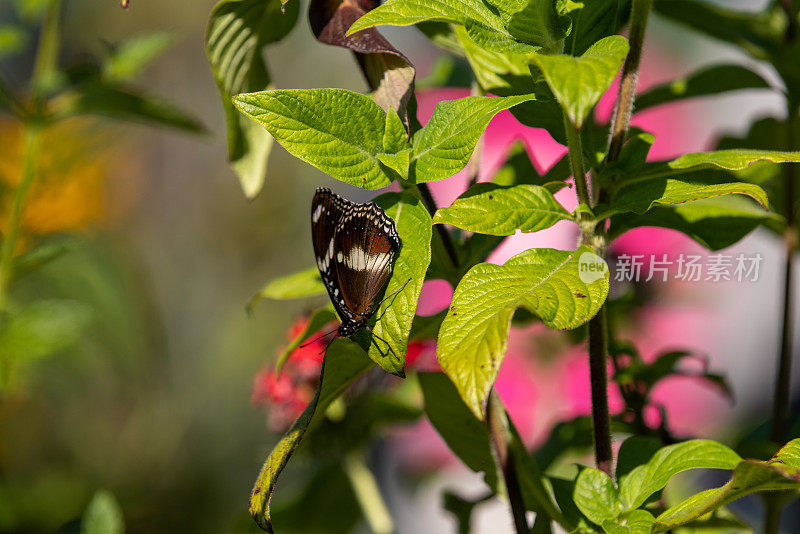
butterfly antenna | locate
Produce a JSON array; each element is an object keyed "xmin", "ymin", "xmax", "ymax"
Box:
[
  {"xmin": 377, "ymin": 277, "xmax": 412, "ymax": 308},
  {"xmin": 298, "ymin": 326, "xmax": 339, "ymax": 349}
]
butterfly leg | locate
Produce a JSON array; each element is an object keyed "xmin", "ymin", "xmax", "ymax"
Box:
[
  {"xmin": 365, "ymin": 325, "xmax": 401, "ymax": 363},
  {"xmin": 372, "ymin": 278, "xmax": 413, "ymax": 323}
]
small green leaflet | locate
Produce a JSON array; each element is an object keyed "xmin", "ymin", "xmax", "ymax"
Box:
[{"xmin": 247, "ymin": 267, "xmax": 326, "ymax": 312}]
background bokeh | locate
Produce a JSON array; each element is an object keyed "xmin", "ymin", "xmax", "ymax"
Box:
[{"xmin": 0, "ymin": 0, "xmax": 797, "ymax": 532}]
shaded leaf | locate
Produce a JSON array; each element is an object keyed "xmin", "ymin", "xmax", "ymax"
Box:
[
  {"xmin": 602, "ymin": 509, "xmax": 655, "ymax": 534},
  {"xmin": 609, "ymin": 195, "xmax": 784, "ymax": 251},
  {"xmin": 601, "ymin": 178, "xmax": 769, "ymax": 218},
  {"xmin": 532, "ymin": 35, "xmax": 629, "ymax": 128},
  {"xmin": 437, "ymin": 246, "xmax": 609, "ymax": 419},
  {"xmin": 433, "ymin": 183, "xmax": 572, "ymax": 236},
  {"xmin": 56, "ymin": 81, "xmax": 204, "ymax": 133},
  {"xmin": 234, "ymin": 89, "xmax": 397, "ymax": 189},
  {"xmin": 564, "ymin": 0, "xmax": 631, "ymax": 56},
  {"xmin": 249, "ymin": 338, "xmax": 373, "ymax": 532},
  {"xmin": 635, "ymin": 64, "xmax": 771, "ymax": 112},
  {"xmin": 206, "ymin": 0, "xmax": 299, "ymax": 198}
]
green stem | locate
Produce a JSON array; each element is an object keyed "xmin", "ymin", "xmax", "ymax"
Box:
[
  {"xmin": 607, "ymin": 0, "xmax": 652, "ymax": 164},
  {"xmin": 563, "ymin": 114, "xmax": 590, "ymax": 211},
  {"xmin": 343, "ymin": 451, "xmax": 394, "ymax": 534},
  {"xmin": 772, "ymin": 108, "xmax": 798, "ymax": 446},
  {"xmin": 487, "ymin": 391, "xmax": 529, "ymax": 534},
  {"xmin": 0, "ymin": 125, "xmax": 42, "ymax": 311}
]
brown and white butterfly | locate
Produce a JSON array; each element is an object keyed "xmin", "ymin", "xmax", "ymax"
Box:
[{"xmin": 311, "ymin": 187, "xmax": 404, "ymax": 351}]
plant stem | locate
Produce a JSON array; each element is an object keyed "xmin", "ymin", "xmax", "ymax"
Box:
[
  {"xmin": 607, "ymin": 0, "xmax": 652, "ymax": 164},
  {"xmin": 772, "ymin": 108, "xmax": 798, "ymax": 445},
  {"xmin": 0, "ymin": 125, "xmax": 42, "ymax": 311},
  {"xmin": 588, "ymin": 307, "xmax": 612, "ymax": 475},
  {"xmin": 343, "ymin": 451, "xmax": 394, "ymax": 534},
  {"xmin": 563, "ymin": 115, "xmax": 590, "ymax": 212},
  {"xmin": 487, "ymin": 391, "xmax": 529, "ymax": 534},
  {"xmin": 416, "ymin": 182, "xmax": 460, "ymax": 268}
]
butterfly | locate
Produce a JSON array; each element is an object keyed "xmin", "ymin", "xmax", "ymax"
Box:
[{"xmin": 311, "ymin": 187, "xmax": 406, "ymax": 353}]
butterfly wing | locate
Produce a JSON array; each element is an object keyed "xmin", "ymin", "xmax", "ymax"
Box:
[
  {"xmin": 333, "ymin": 202, "xmax": 401, "ymax": 323},
  {"xmin": 311, "ymin": 187, "xmax": 354, "ymax": 323}
]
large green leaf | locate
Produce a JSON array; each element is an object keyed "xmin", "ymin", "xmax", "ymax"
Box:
[
  {"xmin": 410, "ymin": 94, "xmax": 535, "ymax": 183},
  {"xmin": 247, "ymin": 267, "xmax": 326, "ymax": 312},
  {"xmin": 432, "ymin": 183, "xmax": 572, "ymax": 236},
  {"xmin": 618, "ymin": 440, "xmax": 742, "ymax": 510},
  {"xmin": 206, "ymin": 0, "xmax": 299, "ymax": 198},
  {"xmin": 488, "ymin": 0, "xmax": 569, "ymax": 53},
  {"xmin": 601, "ymin": 178, "xmax": 769, "ymax": 219},
  {"xmin": 602, "ymin": 510, "xmax": 655, "ymax": 534},
  {"xmin": 359, "ymin": 193, "xmax": 432, "ymax": 376},
  {"xmin": 437, "ymin": 246, "xmax": 609, "ymax": 419},
  {"xmin": 653, "ymin": 443, "xmax": 800, "ymax": 532},
  {"xmin": 573, "ymin": 467, "xmax": 622, "ymax": 525},
  {"xmin": 249, "ymin": 338, "xmax": 373, "ymax": 533},
  {"xmin": 233, "ymin": 89, "xmax": 399, "ymax": 189},
  {"xmin": 81, "ymin": 490, "xmax": 124, "ymax": 534},
  {"xmin": 609, "ymin": 195, "xmax": 784, "ymax": 251},
  {"xmin": 635, "ymin": 64, "xmax": 771, "ymax": 112},
  {"xmin": 347, "ymin": 0, "xmax": 554, "ymax": 54},
  {"xmin": 532, "ymin": 35, "xmax": 629, "ymax": 129}
]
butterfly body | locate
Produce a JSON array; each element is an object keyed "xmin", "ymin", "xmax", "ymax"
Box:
[{"xmin": 311, "ymin": 187, "xmax": 401, "ymax": 339}]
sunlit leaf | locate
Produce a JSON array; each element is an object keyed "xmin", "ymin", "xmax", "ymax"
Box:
[
  {"xmin": 247, "ymin": 267, "xmax": 326, "ymax": 312},
  {"xmin": 433, "ymin": 183, "xmax": 572, "ymax": 236},
  {"xmin": 81, "ymin": 490, "xmax": 124, "ymax": 534},
  {"xmin": 437, "ymin": 246, "xmax": 608, "ymax": 418}
]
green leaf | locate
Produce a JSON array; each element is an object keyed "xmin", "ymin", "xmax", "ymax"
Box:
[
  {"xmin": 103, "ymin": 32, "xmax": 172, "ymax": 81},
  {"xmin": 247, "ymin": 267, "xmax": 326, "ymax": 312},
  {"xmin": 437, "ymin": 246, "xmax": 609, "ymax": 419},
  {"xmin": 573, "ymin": 467, "xmax": 622, "ymax": 525},
  {"xmin": 602, "ymin": 510, "xmax": 655, "ymax": 534},
  {"xmin": 653, "ymin": 454, "xmax": 800, "ymax": 532},
  {"xmin": 234, "ymin": 89, "xmax": 396, "ymax": 190},
  {"xmin": 669, "ymin": 149, "xmax": 800, "ymax": 172},
  {"xmin": 206, "ymin": 0, "xmax": 299, "ymax": 198},
  {"xmin": 0, "ymin": 24, "xmax": 27, "ymax": 57},
  {"xmin": 653, "ymin": 0, "xmax": 781, "ymax": 59},
  {"xmin": 532, "ymin": 35, "xmax": 629, "ymax": 129},
  {"xmin": 619, "ymin": 439, "xmax": 742, "ymax": 510},
  {"xmin": 346, "ymin": 0, "xmax": 546, "ymax": 55},
  {"xmin": 564, "ymin": 0, "xmax": 631, "ymax": 56},
  {"xmin": 410, "ymin": 94, "xmax": 535, "ymax": 183},
  {"xmin": 776, "ymin": 438, "xmax": 800, "ymax": 468},
  {"xmin": 602, "ymin": 179, "xmax": 769, "ymax": 219},
  {"xmin": 360, "ymin": 193, "xmax": 432, "ymax": 376},
  {"xmin": 489, "ymin": 0, "xmax": 569, "ymax": 53},
  {"xmin": 249, "ymin": 338, "xmax": 373, "ymax": 532},
  {"xmin": 433, "ymin": 183, "xmax": 572, "ymax": 236},
  {"xmin": 418, "ymin": 372, "xmax": 498, "ymax": 485},
  {"xmin": 635, "ymin": 64, "xmax": 771, "ymax": 112},
  {"xmin": 81, "ymin": 490, "xmax": 124, "ymax": 534},
  {"xmin": 608, "ymin": 195, "xmax": 784, "ymax": 251},
  {"xmin": 274, "ymin": 308, "xmax": 337, "ymax": 374},
  {"xmin": 56, "ymin": 82, "xmax": 204, "ymax": 133},
  {"xmin": 616, "ymin": 436, "xmax": 662, "ymax": 483},
  {"xmin": 11, "ymin": 238, "xmax": 74, "ymax": 281},
  {"xmin": 0, "ymin": 300, "xmax": 91, "ymax": 363}
]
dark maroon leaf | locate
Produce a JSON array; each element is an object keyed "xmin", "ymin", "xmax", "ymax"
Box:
[{"xmin": 309, "ymin": 0, "xmax": 416, "ymax": 129}]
